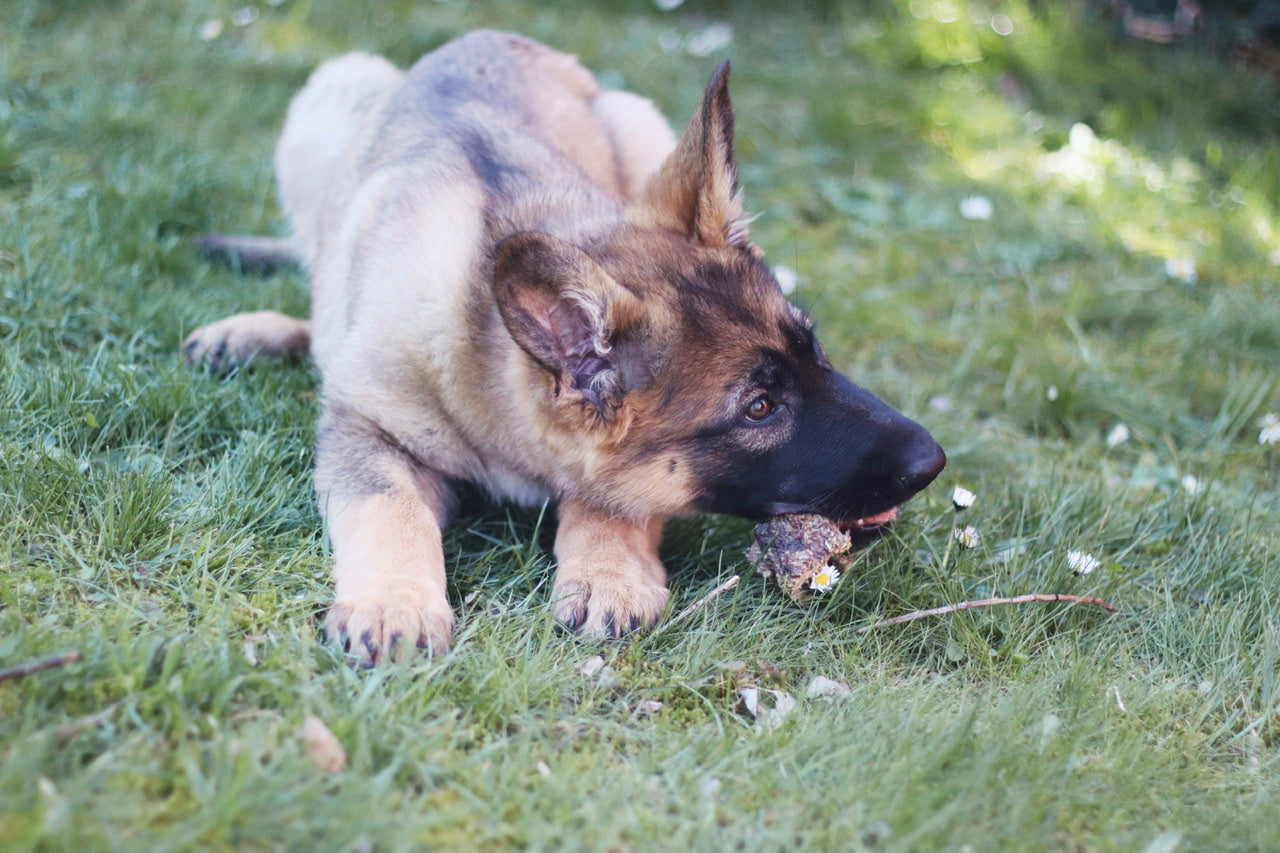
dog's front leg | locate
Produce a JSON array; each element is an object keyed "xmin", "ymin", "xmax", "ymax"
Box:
[
  {"xmin": 316, "ymin": 408, "xmax": 456, "ymax": 664},
  {"xmin": 552, "ymin": 500, "xmax": 670, "ymax": 638}
]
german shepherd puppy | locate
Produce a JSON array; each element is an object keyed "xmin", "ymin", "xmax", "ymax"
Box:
[{"xmin": 184, "ymin": 31, "xmax": 945, "ymax": 664}]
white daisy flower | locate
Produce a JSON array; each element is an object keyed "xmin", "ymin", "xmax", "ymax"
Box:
[
  {"xmin": 959, "ymin": 195, "xmax": 994, "ymax": 221},
  {"xmin": 1260, "ymin": 413, "xmax": 1280, "ymax": 445},
  {"xmin": 1046, "ymin": 385, "xmax": 1059, "ymax": 401},
  {"xmin": 1164, "ymin": 256, "xmax": 1197, "ymax": 284},
  {"xmin": 1180, "ymin": 474, "xmax": 1203, "ymax": 495},
  {"xmin": 1066, "ymin": 550, "xmax": 1101, "ymax": 575},
  {"xmin": 198, "ymin": 18, "xmax": 224, "ymax": 40},
  {"xmin": 686, "ymin": 23, "xmax": 733, "ymax": 57},
  {"xmin": 231, "ymin": 6, "xmax": 259, "ymax": 27},
  {"xmin": 1106, "ymin": 423, "xmax": 1130, "ymax": 448},
  {"xmin": 951, "ymin": 485, "xmax": 976, "ymax": 510},
  {"xmin": 809, "ymin": 564, "xmax": 841, "ymax": 592},
  {"xmin": 953, "ymin": 525, "xmax": 980, "ymax": 550}
]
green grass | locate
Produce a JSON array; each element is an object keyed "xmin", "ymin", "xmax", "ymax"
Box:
[{"xmin": 3, "ymin": 0, "xmax": 1278, "ymax": 849}]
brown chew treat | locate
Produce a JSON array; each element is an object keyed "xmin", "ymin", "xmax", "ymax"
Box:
[{"xmin": 746, "ymin": 514, "xmax": 855, "ymax": 603}]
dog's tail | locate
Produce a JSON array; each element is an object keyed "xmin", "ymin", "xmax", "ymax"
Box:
[{"xmin": 195, "ymin": 233, "xmax": 300, "ymax": 275}]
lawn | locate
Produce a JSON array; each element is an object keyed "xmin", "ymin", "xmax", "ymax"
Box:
[{"xmin": 2, "ymin": 0, "xmax": 1278, "ymax": 849}]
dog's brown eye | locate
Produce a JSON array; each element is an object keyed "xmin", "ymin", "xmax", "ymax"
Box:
[{"xmin": 745, "ymin": 395, "xmax": 774, "ymax": 421}]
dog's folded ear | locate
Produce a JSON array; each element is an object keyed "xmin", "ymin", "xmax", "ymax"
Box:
[
  {"xmin": 628, "ymin": 61, "xmax": 748, "ymax": 249},
  {"xmin": 493, "ymin": 232, "xmax": 644, "ymax": 419}
]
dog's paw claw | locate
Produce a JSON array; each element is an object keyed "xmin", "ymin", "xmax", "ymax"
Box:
[
  {"xmin": 323, "ymin": 597, "xmax": 454, "ymax": 666},
  {"xmin": 552, "ymin": 583, "xmax": 588, "ymax": 633},
  {"xmin": 552, "ymin": 577, "xmax": 669, "ymax": 639}
]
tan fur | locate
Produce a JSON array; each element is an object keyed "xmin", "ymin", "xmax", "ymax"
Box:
[
  {"xmin": 276, "ymin": 52, "xmax": 405, "ymax": 270},
  {"xmin": 181, "ymin": 310, "xmax": 310, "ymax": 368},
  {"xmin": 591, "ymin": 91, "xmax": 678, "ymax": 199},
  {"xmin": 189, "ymin": 32, "xmax": 820, "ymax": 664},
  {"xmin": 319, "ymin": 447, "xmax": 455, "ymax": 659},
  {"xmin": 552, "ymin": 502, "xmax": 668, "ymax": 636}
]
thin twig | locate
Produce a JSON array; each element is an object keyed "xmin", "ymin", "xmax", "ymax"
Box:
[
  {"xmin": 652, "ymin": 575, "xmax": 740, "ymax": 635},
  {"xmin": 855, "ymin": 594, "xmax": 1118, "ymax": 635},
  {"xmin": 52, "ymin": 701, "xmax": 122, "ymax": 745},
  {"xmin": 0, "ymin": 649, "xmax": 82, "ymax": 683}
]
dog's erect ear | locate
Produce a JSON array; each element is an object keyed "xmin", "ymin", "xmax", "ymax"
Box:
[
  {"xmin": 494, "ymin": 232, "xmax": 644, "ymax": 419},
  {"xmin": 628, "ymin": 62, "xmax": 748, "ymax": 249}
]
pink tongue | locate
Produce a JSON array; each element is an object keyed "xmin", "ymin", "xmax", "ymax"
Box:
[{"xmin": 856, "ymin": 507, "xmax": 899, "ymax": 526}]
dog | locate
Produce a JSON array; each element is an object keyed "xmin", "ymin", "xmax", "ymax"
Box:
[{"xmin": 183, "ymin": 31, "xmax": 946, "ymax": 665}]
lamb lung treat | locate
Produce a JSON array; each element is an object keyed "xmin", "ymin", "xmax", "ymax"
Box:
[{"xmin": 746, "ymin": 514, "xmax": 856, "ymax": 603}]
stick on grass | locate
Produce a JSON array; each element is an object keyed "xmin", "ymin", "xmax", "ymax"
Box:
[
  {"xmin": 0, "ymin": 649, "xmax": 82, "ymax": 682},
  {"xmin": 652, "ymin": 575, "xmax": 740, "ymax": 635},
  {"xmin": 855, "ymin": 594, "xmax": 1118, "ymax": 635}
]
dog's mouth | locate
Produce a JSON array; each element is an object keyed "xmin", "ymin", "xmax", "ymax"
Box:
[
  {"xmin": 837, "ymin": 506, "xmax": 900, "ymax": 541},
  {"xmin": 838, "ymin": 506, "xmax": 899, "ymax": 531},
  {"xmin": 760, "ymin": 502, "xmax": 902, "ymax": 534}
]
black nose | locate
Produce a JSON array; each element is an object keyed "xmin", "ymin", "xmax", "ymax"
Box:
[{"xmin": 898, "ymin": 440, "xmax": 946, "ymax": 496}]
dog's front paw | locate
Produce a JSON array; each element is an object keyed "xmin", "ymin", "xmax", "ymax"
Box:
[
  {"xmin": 552, "ymin": 573, "xmax": 670, "ymax": 639},
  {"xmin": 323, "ymin": 592, "xmax": 455, "ymax": 666}
]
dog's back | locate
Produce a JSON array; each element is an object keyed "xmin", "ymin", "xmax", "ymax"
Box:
[{"xmin": 278, "ymin": 32, "xmax": 674, "ymax": 275}]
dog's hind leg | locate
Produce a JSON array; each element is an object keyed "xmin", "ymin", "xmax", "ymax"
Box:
[
  {"xmin": 182, "ymin": 310, "xmax": 310, "ymax": 374},
  {"xmin": 551, "ymin": 500, "xmax": 670, "ymax": 638},
  {"xmin": 315, "ymin": 405, "xmax": 457, "ymax": 664}
]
